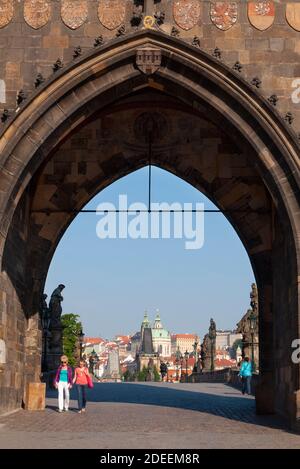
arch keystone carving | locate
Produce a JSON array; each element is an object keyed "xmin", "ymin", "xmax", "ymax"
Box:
[{"xmin": 136, "ymin": 48, "xmax": 162, "ymax": 75}]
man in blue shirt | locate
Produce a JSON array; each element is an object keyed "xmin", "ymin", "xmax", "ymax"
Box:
[{"xmin": 238, "ymin": 357, "xmax": 252, "ymax": 395}]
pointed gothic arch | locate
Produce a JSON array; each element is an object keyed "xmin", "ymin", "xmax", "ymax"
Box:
[{"xmin": 0, "ymin": 30, "xmax": 299, "ymax": 429}]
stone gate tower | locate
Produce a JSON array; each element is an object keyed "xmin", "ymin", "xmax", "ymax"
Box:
[{"xmin": 0, "ymin": 1, "xmax": 299, "ymax": 431}]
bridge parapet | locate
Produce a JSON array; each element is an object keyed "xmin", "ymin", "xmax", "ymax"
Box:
[{"xmin": 188, "ymin": 368, "xmax": 259, "ymax": 395}]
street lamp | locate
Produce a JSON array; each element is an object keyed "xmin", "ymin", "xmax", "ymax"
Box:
[
  {"xmin": 89, "ymin": 348, "xmax": 98, "ymax": 374},
  {"xmin": 175, "ymin": 347, "xmax": 181, "ymax": 382},
  {"xmin": 78, "ymin": 329, "xmax": 85, "ymax": 360},
  {"xmin": 166, "ymin": 362, "xmax": 170, "ymax": 382},
  {"xmin": 193, "ymin": 340, "xmax": 198, "ymax": 372},
  {"xmin": 248, "ymin": 310, "xmax": 257, "ymax": 371},
  {"xmin": 184, "ymin": 350, "xmax": 189, "ymax": 382},
  {"xmin": 180, "ymin": 353, "xmax": 184, "ymax": 382}
]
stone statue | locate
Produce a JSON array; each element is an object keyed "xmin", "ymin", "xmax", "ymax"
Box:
[
  {"xmin": 199, "ymin": 319, "xmax": 217, "ymax": 373},
  {"xmin": 209, "ymin": 318, "xmax": 216, "ymax": 340},
  {"xmin": 40, "ymin": 293, "xmax": 48, "ymax": 318},
  {"xmin": 201, "ymin": 333, "xmax": 212, "ymax": 371},
  {"xmin": 40, "ymin": 293, "xmax": 51, "ymax": 330},
  {"xmin": 49, "ymin": 284, "xmax": 65, "ymax": 329},
  {"xmin": 237, "ymin": 283, "xmax": 259, "ymax": 367},
  {"xmin": 250, "ymin": 283, "xmax": 258, "ymax": 312},
  {"xmin": 200, "ymin": 343, "xmax": 205, "ymax": 371}
]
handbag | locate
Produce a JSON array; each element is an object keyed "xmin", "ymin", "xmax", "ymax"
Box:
[{"xmin": 85, "ymin": 371, "xmax": 94, "ymax": 389}]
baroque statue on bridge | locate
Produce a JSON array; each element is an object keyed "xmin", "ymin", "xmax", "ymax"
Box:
[
  {"xmin": 250, "ymin": 283, "xmax": 258, "ymax": 312},
  {"xmin": 40, "ymin": 293, "xmax": 48, "ymax": 319},
  {"xmin": 237, "ymin": 283, "xmax": 259, "ymax": 366},
  {"xmin": 49, "ymin": 284, "xmax": 65, "ymax": 329},
  {"xmin": 209, "ymin": 318, "xmax": 216, "ymax": 340}
]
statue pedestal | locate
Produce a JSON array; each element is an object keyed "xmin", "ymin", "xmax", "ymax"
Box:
[{"xmin": 25, "ymin": 383, "xmax": 46, "ymax": 411}]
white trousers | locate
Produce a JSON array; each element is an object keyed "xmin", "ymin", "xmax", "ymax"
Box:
[{"xmin": 58, "ymin": 381, "xmax": 70, "ymax": 410}]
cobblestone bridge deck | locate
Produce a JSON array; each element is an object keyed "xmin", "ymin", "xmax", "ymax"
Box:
[{"xmin": 0, "ymin": 382, "xmax": 300, "ymax": 449}]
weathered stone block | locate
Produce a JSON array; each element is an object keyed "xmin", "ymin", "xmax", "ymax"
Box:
[{"xmin": 25, "ymin": 382, "xmax": 45, "ymax": 411}]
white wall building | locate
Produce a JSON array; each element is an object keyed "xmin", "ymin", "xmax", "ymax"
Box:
[
  {"xmin": 151, "ymin": 311, "xmax": 172, "ymax": 358},
  {"xmin": 216, "ymin": 331, "xmax": 242, "ymax": 350}
]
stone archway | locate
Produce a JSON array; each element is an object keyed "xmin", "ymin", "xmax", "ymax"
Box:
[{"xmin": 0, "ymin": 30, "xmax": 299, "ymax": 429}]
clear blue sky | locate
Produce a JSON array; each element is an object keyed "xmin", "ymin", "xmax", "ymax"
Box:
[{"xmin": 45, "ymin": 167, "xmax": 255, "ymax": 341}]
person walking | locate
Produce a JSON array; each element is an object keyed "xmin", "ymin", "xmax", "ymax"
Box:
[
  {"xmin": 160, "ymin": 361, "xmax": 168, "ymax": 382},
  {"xmin": 73, "ymin": 359, "xmax": 92, "ymax": 414},
  {"xmin": 54, "ymin": 355, "xmax": 73, "ymax": 412},
  {"xmin": 238, "ymin": 356, "xmax": 252, "ymax": 395}
]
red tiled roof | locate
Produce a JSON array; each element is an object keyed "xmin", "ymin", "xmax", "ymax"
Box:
[
  {"xmin": 215, "ymin": 358, "xmax": 236, "ymax": 367},
  {"xmin": 115, "ymin": 335, "xmax": 131, "ymax": 344},
  {"xmin": 84, "ymin": 337, "xmax": 105, "ymax": 345},
  {"xmin": 173, "ymin": 334, "xmax": 196, "ymax": 339}
]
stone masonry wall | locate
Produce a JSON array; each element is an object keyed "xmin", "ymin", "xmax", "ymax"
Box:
[{"xmin": 0, "ymin": 1, "xmax": 300, "ymax": 130}]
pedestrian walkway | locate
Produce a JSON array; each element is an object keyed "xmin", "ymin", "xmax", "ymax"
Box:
[{"xmin": 0, "ymin": 382, "xmax": 299, "ymax": 448}]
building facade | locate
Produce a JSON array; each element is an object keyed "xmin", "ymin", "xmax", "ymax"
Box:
[
  {"xmin": 151, "ymin": 311, "xmax": 171, "ymax": 358},
  {"xmin": 171, "ymin": 334, "xmax": 199, "ymax": 355},
  {"xmin": 83, "ymin": 337, "xmax": 106, "ymax": 357},
  {"xmin": 216, "ymin": 331, "xmax": 242, "ymax": 350}
]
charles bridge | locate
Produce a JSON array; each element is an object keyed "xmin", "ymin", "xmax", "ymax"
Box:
[{"xmin": 0, "ymin": 0, "xmax": 299, "ymax": 438}]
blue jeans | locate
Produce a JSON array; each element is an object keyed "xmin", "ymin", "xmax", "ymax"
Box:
[
  {"xmin": 242, "ymin": 376, "xmax": 251, "ymax": 395},
  {"xmin": 76, "ymin": 384, "xmax": 87, "ymax": 410}
]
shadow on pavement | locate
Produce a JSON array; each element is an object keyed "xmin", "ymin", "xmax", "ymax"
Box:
[{"xmin": 46, "ymin": 382, "xmax": 290, "ymax": 432}]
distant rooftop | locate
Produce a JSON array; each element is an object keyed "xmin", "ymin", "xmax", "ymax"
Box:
[
  {"xmin": 84, "ymin": 337, "xmax": 106, "ymax": 345},
  {"xmin": 172, "ymin": 334, "xmax": 197, "ymax": 339}
]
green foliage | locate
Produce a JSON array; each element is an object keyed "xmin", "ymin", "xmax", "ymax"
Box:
[
  {"xmin": 137, "ymin": 365, "xmax": 148, "ymax": 382},
  {"xmin": 153, "ymin": 365, "xmax": 161, "ymax": 382},
  {"xmin": 232, "ymin": 338, "xmax": 243, "ymax": 351},
  {"xmin": 136, "ymin": 365, "xmax": 161, "ymax": 382},
  {"xmin": 61, "ymin": 314, "xmax": 82, "ymax": 367},
  {"xmin": 123, "ymin": 369, "xmax": 137, "ymax": 382}
]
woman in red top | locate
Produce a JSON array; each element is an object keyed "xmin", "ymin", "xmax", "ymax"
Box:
[{"xmin": 73, "ymin": 360, "xmax": 91, "ymax": 413}]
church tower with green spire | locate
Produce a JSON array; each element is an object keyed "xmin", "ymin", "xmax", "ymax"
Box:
[
  {"xmin": 141, "ymin": 310, "xmax": 151, "ymax": 336},
  {"xmin": 152, "ymin": 309, "xmax": 171, "ymax": 358}
]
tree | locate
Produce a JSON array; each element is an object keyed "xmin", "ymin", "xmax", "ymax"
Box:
[
  {"xmin": 123, "ymin": 369, "xmax": 137, "ymax": 382},
  {"xmin": 232, "ymin": 338, "xmax": 243, "ymax": 351},
  {"xmin": 153, "ymin": 365, "xmax": 161, "ymax": 382},
  {"xmin": 123, "ymin": 370, "xmax": 130, "ymax": 381},
  {"xmin": 137, "ymin": 366, "xmax": 148, "ymax": 382},
  {"xmin": 61, "ymin": 313, "xmax": 83, "ymax": 367}
]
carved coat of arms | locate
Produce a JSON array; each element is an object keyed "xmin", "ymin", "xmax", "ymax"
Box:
[
  {"xmin": 24, "ymin": 0, "xmax": 51, "ymax": 29},
  {"xmin": 210, "ymin": 2, "xmax": 237, "ymax": 31},
  {"xmin": 286, "ymin": 3, "xmax": 300, "ymax": 32},
  {"xmin": 0, "ymin": 0, "xmax": 14, "ymax": 29},
  {"xmin": 136, "ymin": 49, "xmax": 161, "ymax": 76},
  {"xmin": 98, "ymin": 0, "xmax": 126, "ymax": 30},
  {"xmin": 61, "ymin": 0, "xmax": 88, "ymax": 30},
  {"xmin": 173, "ymin": 0, "xmax": 201, "ymax": 31},
  {"xmin": 248, "ymin": 2, "xmax": 275, "ymax": 31}
]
